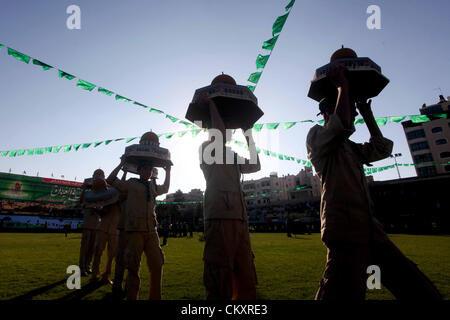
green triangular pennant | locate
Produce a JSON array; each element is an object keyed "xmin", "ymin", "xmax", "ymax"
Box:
[
  {"xmin": 256, "ymin": 54, "xmax": 270, "ymax": 69},
  {"xmin": 285, "ymin": 0, "xmax": 295, "ymax": 11},
  {"xmin": 7, "ymin": 48, "xmax": 30, "ymax": 64},
  {"xmin": 253, "ymin": 124, "xmax": 264, "ymax": 132},
  {"xmin": 77, "ymin": 79, "xmax": 96, "ymax": 91},
  {"xmin": 266, "ymin": 123, "xmax": 280, "ymax": 130},
  {"xmin": 262, "ymin": 35, "xmax": 279, "ymax": 51},
  {"xmin": 389, "ymin": 116, "xmax": 406, "ymax": 123},
  {"xmin": 283, "ymin": 122, "xmax": 296, "ymax": 129},
  {"xmin": 98, "ymin": 87, "xmax": 114, "ymax": 96},
  {"xmin": 32, "ymin": 59, "xmax": 53, "ymax": 70},
  {"xmin": 150, "ymin": 108, "xmax": 164, "ymax": 114},
  {"xmin": 115, "ymin": 94, "xmax": 131, "ymax": 102},
  {"xmin": 58, "ymin": 70, "xmax": 75, "ymax": 80},
  {"xmin": 166, "ymin": 115, "xmax": 178, "ymax": 122},
  {"xmin": 248, "ymin": 72, "xmax": 262, "ymax": 84},
  {"xmin": 133, "ymin": 102, "xmax": 148, "ymax": 108},
  {"xmin": 272, "ymin": 12, "xmax": 289, "ymax": 36}
]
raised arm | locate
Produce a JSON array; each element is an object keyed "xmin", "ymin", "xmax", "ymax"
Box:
[
  {"xmin": 328, "ymin": 65, "xmax": 352, "ymax": 129},
  {"xmin": 357, "ymin": 99, "xmax": 382, "ymax": 138},
  {"xmin": 353, "ymin": 99, "xmax": 393, "ymax": 163},
  {"xmin": 107, "ymin": 157, "xmax": 126, "ymax": 185},
  {"xmin": 240, "ymin": 127, "xmax": 261, "ymax": 174},
  {"xmin": 156, "ymin": 166, "xmax": 171, "ymax": 196},
  {"xmin": 121, "ymin": 169, "xmax": 128, "ymax": 181}
]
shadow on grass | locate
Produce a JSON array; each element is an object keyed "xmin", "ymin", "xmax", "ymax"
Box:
[
  {"xmin": 9, "ymin": 278, "xmax": 67, "ymax": 300},
  {"xmin": 56, "ymin": 280, "xmax": 107, "ymax": 301}
]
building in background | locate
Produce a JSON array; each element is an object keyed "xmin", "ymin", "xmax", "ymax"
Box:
[
  {"xmin": 242, "ymin": 167, "xmax": 321, "ymax": 207},
  {"xmin": 402, "ymin": 95, "xmax": 450, "ymax": 177},
  {"xmin": 164, "ymin": 188, "xmax": 203, "ymax": 203}
]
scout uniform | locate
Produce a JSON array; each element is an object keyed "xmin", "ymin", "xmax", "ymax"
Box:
[
  {"xmin": 307, "ymin": 114, "xmax": 441, "ymax": 300},
  {"xmin": 79, "ymin": 208, "xmax": 100, "ymax": 275},
  {"xmin": 91, "ymin": 202, "xmax": 120, "ymax": 282},
  {"xmin": 112, "ymin": 192, "xmax": 129, "ymax": 293},
  {"xmin": 200, "ymin": 142, "xmax": 259, "ymax": 300},
  {"xmin": 111, "ymin": 177, "xmax": 168, "ymax": 300}
]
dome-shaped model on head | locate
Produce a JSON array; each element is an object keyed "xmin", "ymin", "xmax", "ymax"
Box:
[
  {"xmin": 211, "ymin": 73, "xmax": 236, "ymax": 85},
  {"xmin": 140, "ymin": 131, "xmax": 160, "ymax": 146},
  {"xmin": 330, "ymin": 46, "xmax": 357, "ymax": 62}
]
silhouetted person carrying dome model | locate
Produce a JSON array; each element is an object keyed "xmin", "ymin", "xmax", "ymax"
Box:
[
  {"xmin": 107, "ymin": 131, "xmax": 171, "ymax": 300},
  {"xmin": 189, "ymin": 74, "xmax": 263, "ymax": 300},
  {"xmin": 306, "ymin": 47, "xmax": 441, "ymax": 300}
]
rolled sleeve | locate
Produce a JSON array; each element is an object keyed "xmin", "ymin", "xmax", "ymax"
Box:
[
  {"xmin": 156, "ymin": 183, "xmax": 169, "ymax": 196},
  {"xmin": 355, "ymin": 136, "xmax": 394, "ymax": 163}
]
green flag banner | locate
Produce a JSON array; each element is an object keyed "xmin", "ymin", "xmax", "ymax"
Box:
[
  {"xmin": 283, "ymin": 122, "xmax": 296, "ymax": 129},
  {"xmin": 272, "ymin": 12, "xmax": 290, "ymax": 36},
  {"xmin": 262, "ymin": 35, "xmax": 279, "ymax": 50},
  {"xmin": 256, "ymin": 54, "xmax": 270, "ymax": 69},
  {"xmin": 285, "ymin": 0, "xmax": 296, "ymax": 11},
  {"xmin": 115, "ymin": 94, "xmax": 131, "ymax": 102},
  {"xmin": 98, "ymin": 87, "xmax": 114, "ymax": 96},
  {"xmin": 375, "ymin": 117, "xmax": 388, "ymax": 126},
  {"xmin": 7, "ymin": 48, "xmax": 31, "ymax": 64},
  {"xmin": 389, "ymin": 116, "xmax": 406, "ymax": 123},
  {"xmin": 77, "ymin": 79, "xmax": 96, "ymax": 91},
  {"xmin": 58, "ymin": 70, "xmax": 76, "ymax": 80},
  {"xmin": 248, "ymin": 72, "xmax": 262, "ymax": 84},
  {"xmin": 32, "ymin": 59, "xmax": 53, "ymax": 71},
  {"xmin": 2, "ymin": 44, "xmax": 196, "ymax": 130},
  {"xmin": 266, "ymin": 123, "xmax": 280, "ymax": 130}
]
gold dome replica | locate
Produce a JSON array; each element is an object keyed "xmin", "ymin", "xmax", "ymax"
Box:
[
  {"xmin": 185, "ymin": 73, "xmax": 264, "ymax": 129},
  {"xmin": 122, "ymin": 130, "xmax": 173, "ymax": 174},
  {"xmin": 307, "ymin": 46, "xmax": 390, "ymax": 102}
]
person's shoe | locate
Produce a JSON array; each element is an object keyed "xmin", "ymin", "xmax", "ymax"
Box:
[
  {"xmin": 100, "ymin": 273, "xmax": 113, "ymax": 285},
  {"xmin": 87, "ymin": 269, "xmax": 93, "ymax": 274}
]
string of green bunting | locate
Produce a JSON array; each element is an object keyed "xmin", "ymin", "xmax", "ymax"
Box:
[
  {"xmin": 247, "ymin": 0, "xmax": 295, "ymax": 92},
  {"xmin": 251, "ymin": 113, "xmax": 449, "ymax": 131},
  {"xmin": 0, "ymin": 44, "xmax": 195, "ymax": 130},
  {"xmin": 3, "ymin": 42, "xmax": 445, "ymax": 134},
  {"xmin": 364, "ymin": 161, "xmax": 450, "ymax": 175}
]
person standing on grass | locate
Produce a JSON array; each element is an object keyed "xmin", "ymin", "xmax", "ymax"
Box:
[
  {"xmin": 107, "ymin": 149, "xmax": 170, "ymax": 300},
  {"xmin": 112, "ymin": 170, "xmax": 128, "ymax": 297},
  {"xmin": 78, "ymin": 169, "xmax": 102, "ymax": 277},
  {"xmin": 197, "ymin": 91, "xmax": 260, "ymax": 300},
  {"xmin": 306, "ymin": 65, "xmax": 441, "ymax": 300}
]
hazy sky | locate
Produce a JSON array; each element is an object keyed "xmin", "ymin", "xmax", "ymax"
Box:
[{"xmin": 0, "ymin": 0, "xmax": 449, "ymax": 197}]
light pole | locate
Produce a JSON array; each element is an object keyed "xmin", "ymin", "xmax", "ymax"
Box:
[{"xmin": 390, "ymin": 153, "xmax": 402, "ymax": 179}]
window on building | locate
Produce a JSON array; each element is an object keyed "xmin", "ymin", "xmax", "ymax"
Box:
[
  {"xmin": 417, "ymin": 166, "xmax": 437, "ymax": 177},
  {"xmin": 410, "ymin": 141, "xmax": 430, "ymax": 152},
  {"xmin": 440, "ymin": 152, "xmax": 450, "ymax": 158},
  {"xmin": 431, "ymin": 127, "xmax": 443, "ymax": 133},
  {"xmin": 406, "ymin": 129, "xmax": 425, "ymax": 140},
  {"xmin": 413, "ymin": 153, "xmax": 434, "ymax": 163},
  {"xmin": 436, "ymin": 139, "xmax": 447, "ymax": 145}
]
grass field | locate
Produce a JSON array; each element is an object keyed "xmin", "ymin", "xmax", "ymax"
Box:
[{"xmin": 0, "ymin": 232, "xmax": 449, "ymax": 300}]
